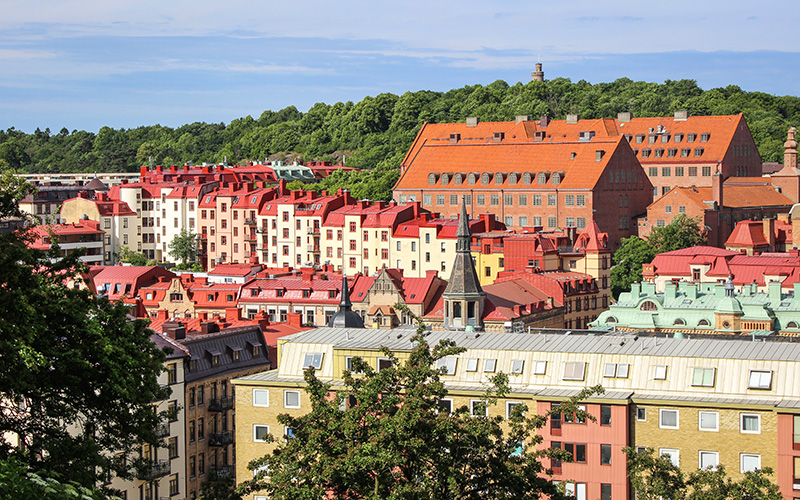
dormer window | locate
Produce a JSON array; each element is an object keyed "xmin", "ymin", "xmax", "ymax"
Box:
[
  {"xmin": 481, "ymin": 172, "xmax": 491, "ymax": 185},
  {"xmin": 441, "ymin": 173, "xmax": 450, "ymax": 185},
  {"xmin": 701, "ymin": 133, "xmax": 710, "ymax": 142},
  {"xmin": 537, "ymin": 172, "xmax": 549, "ymax": 185},
  {"xmin": 552, "ymin": 172, "xmax": 561, "ymax": 185},
  {"xmin": 522, "ymin": 172, "xmax": 533, "ymax": 185},
  {"xmin": 303, "ymin": 352, "xmax": 324, "ymax": 370},
  {"xmin": 494, "ymin": 172, "xmax": 504, "ymax": 184},
  {"xmin": 428, "ymin": 173, "xmax": 438, "ymax": 185},
  {"xmin": 694, "ymin": 147, "xmax": 704, "ymax": 157}
]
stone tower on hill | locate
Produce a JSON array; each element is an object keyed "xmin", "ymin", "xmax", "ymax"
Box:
[{"xmin": 531, "ymin": 62, "xmax": 544, "ymax": 82}]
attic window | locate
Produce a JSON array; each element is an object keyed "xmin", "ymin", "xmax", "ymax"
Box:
[
  {"xmin": 641, "ymin": 149, "xmax": 651, "ymax": 158},
  {"xmin": 635, "ymin": 135, "xmax": 644, "ymax": 144},
  {"xmin": 410, "ymin": 293, "xmax": 416, "ymax": 299},
  {"xmin": 329, "ymin": 290, "xmax": 336, "ymax": 299},
  {"xmin": 694, "ymin": 148, "xmax": 704, "ymax": 157},
  {"xmin": 674, "ymin": 134, "xmax": 683, "ymax": 142},
  {"xmin": 661, "ymin": 134, "xmax": 671, "ymax": 143},
  {"xmin": 303, "ymin": 352, "xmax": 324, "ymax": 370},
  {"xmin": 276, "ymin": 289, "xmax": 285, "ymax": 298},
  {"xmin": 467, "ymin": 173, "xmax": 478, "ymax": 185},
  {"xmin": 537, "ymin": 172, "xmax": 548, "ymax": 185},
  {"xmin": 701, "ymin": 133, "xmax": 710, "ymax": 142},
  {"xmin": 522, "ymin": 172, "xmax": 533, "ymax": 185},
  {"xmin": 441, "ymin": 173, "xmax": 450, "ymax": 185},
  {"xmin": 481, "ymin": 173, "xmax": 491, "ymax": 185},
  {"xmin": 687, "ymin": 134, "xmax": 696, "ymax": 143},
  {"xmin": 494, "ymin": 173, "xmax": 504, "ymax": 184},
  {"xmin": 428, "ymin": 173, "xmax": 438, "ymax": 185},
  {"xmin": 552, "ymin": 172, "xmax": 561, "ymax": 185},
  {"xmin": 251, "ymin": 196, "xmax": 257, "ymax": 203},
  {"xmin": 640, "ymin": 301, "xmax": 657, "ymax": 311},
  {"xmin": 508, "ymin": 173, "xmax": 518, "ymax": 185},
  {"xmin": 453, "ymin": 173, "xmax": 463, "ymax": 185},
  {"xmin": 570, "ymin": 152, "xmax": 577, "ymax": 160},
  {"xmin": 654, "ymin": 149, "xmax": 664, "ymax": 158},
  {"xmin": 205, "ymin": 196, "xmax": 211, "ymax": 203},
  {"xmin": 233, "ymin": 196, "xmax": 240, "ymax": 204},
  {"xmin": 668, "ymin": 148, "xmax": 677, "ymax": 157}
]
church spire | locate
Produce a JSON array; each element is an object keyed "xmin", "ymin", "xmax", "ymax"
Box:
[
  {"xmin": 328, "ymin": 275, "xmax": 364, "ymax": 328},
  {"xmin": 442, "ymin": 199, "xmax": 485, "ymax": 330}
]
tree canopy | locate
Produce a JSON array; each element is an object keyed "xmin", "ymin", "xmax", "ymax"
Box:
[
  {"xmin": 238, "ymin": 305, "xmax": 600, "ymax": 500},
  {"xmin": 625, "ymin": 447, "xmax": 781, "ymax": 500},
  {"xmin": 610, "ymin": 215, "xmax": 706, "ymax": 298},
  {"xmin": 2, "ymin": 78, "xmax": 799, "ymax": 200},
  {"xmin": 0, "ymin": 169, "xmax": 170, "ymax": 492},
  {"xmin": 168, "ymin": 228, "xmax": 198, "ymax": 264}
]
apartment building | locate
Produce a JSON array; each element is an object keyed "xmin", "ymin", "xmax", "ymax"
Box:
[
  {"xmin": 61, "ymin": 191, "xmax": 137, "ymax": 264},
  {"xmin": 233, "ymin": 327, "xmax": 800, "ymax": 500},
  {"xmin": 27, "ymin": 220, "xmax": 105, "ymax": 265}
]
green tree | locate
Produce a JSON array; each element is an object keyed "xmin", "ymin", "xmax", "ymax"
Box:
[
  {"xmin": 0, "ymin": 457, "xmax": 108, "ymax": 500},
  {"xmin": 168, "ymin": 228, "xmax": 197, "ymax": 264},
  {"xmin": 610, "ymin": 236, "xmax": 657, "ymax": 298},
  {"xmin": 0, "ymin": 142, "xmax": 31, "ymax": 170},
  {"xmin": 647, "ymin": 214, "xmax": 707, "ymax": 252},
  {"xmin": 117, "ymin": 245, "xmax": 150, "ymax": 266},
  {"xmin": 238, "ymin": 304, "xmax": 600, "ymax": 500},
  {"xmin": 0, "ymin": 170, "xmax": 170, "ymax": 488},
  {"xmin": 625, "ymin": 447, "xmax": 782, "ymax": 500}
]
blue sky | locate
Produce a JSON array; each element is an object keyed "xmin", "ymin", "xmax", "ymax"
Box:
[{"xmin": 1, "ymin": 0, "xmax": 798, "ymax": 133}]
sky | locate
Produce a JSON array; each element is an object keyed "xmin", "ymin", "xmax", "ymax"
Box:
[{"xmin": 1, "ymin": 0, "xmax": 799, "ymax": 133}]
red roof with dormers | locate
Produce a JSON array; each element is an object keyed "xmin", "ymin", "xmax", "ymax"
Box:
[
  {"xmin": 207, "ymin": 264, "xmax": 263, "ymax": 277},
  {"xmin": 493, "ymin": 268, "xmax": 596, "ymax": 304},
  {"xmin": 185, "ymin": 282, "xmax": 242, "ymax": 309},
  {"xmin": 348, "ymin": 269, "xmax": 444, "ymax": 305},
  {"xmin": 28, "ymin": 221, "xmax": 105, "ymax": 250},
  {"xmin": 238, "ymin": 272, "xmax": 366, "ymax": 306},
  {"xmin": 89, "ymin": 265, "xmax": 176, "ymax": 301},
  {"xmin": 573, "ymin": 218, "xmax": 611, "ymax": 253}
]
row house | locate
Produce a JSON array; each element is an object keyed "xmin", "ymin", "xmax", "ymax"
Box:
[
  {"xmin": 642, "ymin": 245, "xmax": 800, "ymax": 293},
  {"xmin": 138, "ymin": 274, "xmax": 244, "ymax": 320},
  {"xmin": 233, "ymin": 328, "xmax": 800, "ymax": 500},
  {"xmin": 61, "ymin": 191, "xmax": 137, "ymax": 264}
]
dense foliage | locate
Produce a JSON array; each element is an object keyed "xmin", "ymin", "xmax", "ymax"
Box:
[
  {"xmin": 610, "ymin": 215, "xmax": 706, "ymax": 298},
  {"xmin": 238, "ymin": 305, "xmax": 600, "ymax": 499},
  {"xmin": 624, "ymin": 447, "xmax": 781, "ymax": 500},
  {"xmin": 0, "ymin": 170, "xmax": 171, "ymax": 492},
  {"xmin": 2, "ymin": 78, "xmax": 799, "ymax": 201}
]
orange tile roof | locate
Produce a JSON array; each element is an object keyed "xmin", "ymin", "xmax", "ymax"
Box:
[
  {"xmin": 650, "ymin": 182, "xmax": 794, "ymax": 210},
  {"xmin": 396, "ymin": 137, "xmax": 626, "ymax": 192}
]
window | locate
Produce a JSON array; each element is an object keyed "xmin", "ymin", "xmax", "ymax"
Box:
[
  {"xmin": 465, "ymin": 358, "xmax": 479, "ymax": 372},
  {"xmin": 601, "ymin": 484, "xmax": 612, "ymax": 500},
  {"xmin": 490, "ymin": 195, "xmax": 499, "ymax": 206},
  {"xmin": 377, "ymin": 358, "xmax": 393, "ymax": 372},
  {"xmin": 533, "ymin": 194, "xmax": 542, "ymax": 206},
  {"xmin": 533, "ymin": 360, "xmax": 547, "ymax": 375},
  {"xmin": 167, "ymin": 363, "xmax": 177, "ymax": 384},
  {"xmin": 510, "ymin": 360, "xmax": 524, "ymax": 374},
  {"xmin": 600, "ymin": 444, "xmax": 612, "ymax": 465},
  {"xmin": 484, "ymin": 358, "xmax": 497, "ymax": 373},
  {"xmin": 692, "ymin": 367, "xmax": 716, "ymax": 387},
  {"xmin": 565, "ymin": 482, "xmax": 587, "ymax": 500},
  {"xmin": 564, "ymin": 443, "xmax": 586, "ymax": 463},
  {"xmin": 518, "ymin": 194, "xmax": 527, "ymax": 206},
  {"xmin": 603, "ymin": 363, "xmax": 629, "ymax": 378},
  {"xmin": 660, "ymin": 448, "xmax": 680, "ymax": 466},
  {"xmin": 636, "ymin": 407, "xmax": 646, "ymax": 421},
  {"xmin": 563, "ymin": 362, "xmax": 586, "ymax": 381},
  {"xmin": 700, "ymin": 451, "xmax": 719, "ymax": 470},
  {"xmin": 548, "ymin": 195, "xmax": 556, "ymax": 206},
  {"xmin": 254, "ymin": 425, "xmax": 269, "ymax": 442},
  {"xmin": 253, "ymin": 389, "xmax": 269, "ymax": 407},
  {"xmin": 699, "ymin": 411, "xmax": 719, "ymax": 431},
  {"xmin": 471, "ymin": 400, "xmax": 488, "ymax": 417},
  {"xmin": 748, "ymin": 370, "xmax": 772, "ymax": 390},
  {"xmin": 741, "ymin": 453, "xmax": 761, "ymax": 473},
  {"xmin": 506, "ymin": 401, "xmax": 523, "ymax": 419},
  {"xmin": 654, "ymin": 365, "xmax": 667, "ymax": 380},
  {"xmin": 660, "ymin": 409, "xmax": 679, "ymax": 429},
  {"xmin": 167, "ymin": 400, "xmax": 178, "ymax": 422},
  {"xmin": 600, "ymin": 405, "xmax": 611, "ymax": 426},
  {"xmin": 436, "ymin": 357, "xmax": 458, "ymax": 375},
  {"xmin": 169, "ymin": 474, "xmax": 179, "ymax": 495},
  {"xmin": 302, "ymin": 352, "xmax": 324, "ymax": 369},
  {"xmin": 438, "ymin": 398, "xmax": 452, "ymax": 414},
  {"xmin": 565, "ymin": 194, "xmax": 575, "ymax": 206},
  {"xmin": 284, "ymin": 390, "xmax": 300, "ymax": 409},
  {"xmin": 436, "ymin": 194, "xmax": 445, "ymax": 205},
  {"xmin": 548, "ymin": 217, "xmax": 557, "ymax": 228},
  {"xmin": 741, "ymin": 413, "xmax": 760, "ymax": 434}
]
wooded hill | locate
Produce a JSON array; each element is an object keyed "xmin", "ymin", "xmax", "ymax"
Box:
[{"xmin": 2, "ymin": 78, "xmax": 799, "ymax": 201}]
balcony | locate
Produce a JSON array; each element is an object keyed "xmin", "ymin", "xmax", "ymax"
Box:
[
  {"xmin": 137, "ymin": 460, "xmax": 170, "ymax": 481},
  {"xmin": 155, "ymin": 422, "xmax": 170, "ymax": 438},
  {"xmin": 307, "ymin": 245, "xmax": 320, "ymax": 253},
  {"xmin": 209, "ymin": 465, "xmax": 235, "ymax": 480},
  {"xmin": 209, "ymin": 431, "xmax": 234, "ymax": 447},
  {"xmin": 246, "ymin": 233, "xmax": 257, "ymax": 242},
  {"xmin": 208, "ymin": 397, "xmax": 233, "ymax": 412},
  {"xmin": 244, "ymin": 218, "xmax": 257, "ymax": 226},
  {"xmin": 307, "ymin": 227, "xmax": 320, "ymax": 235}
]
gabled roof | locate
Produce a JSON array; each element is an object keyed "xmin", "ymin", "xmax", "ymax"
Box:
[
  {"xmin": 90, "ymin": 266, "xmax": 176, "ymax": 301},
  {"xmin": 649, "ymin": 182, "xmax": 794, "ymax": 211},
  {"xmin": 725, "ymin": 220, "xmax": 769, "ymax": 248}
]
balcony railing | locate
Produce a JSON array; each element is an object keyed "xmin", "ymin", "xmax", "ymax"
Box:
[
  {"xmin": 244, "ymin": 218, "xmax": 257, "ymax": 226},
  {"xmin": 155, "ymin": 422, "xmax": 170, "ymax": 438},
  {"xmin": 209, "ymin": 465, "xmax": 235, "ymax": 480},
  {"xmin": 208, "ymin": 397, "xmax": 233, "ymax": 412},
  {"xmin": 209, "ymin": 431, "xmax": 234, "ymax": 447},
  {"xmin": 137, "ymin": 460, "xmax": 170, "ymax": 481},
  {"xmin": 246, "ymin": 233, "xmax": 257, "ymax": 241},
  {"xmin": 307, "ymin": 227, "xmax": 320, "ymax": 235},
  {"xmin": 307, "ymin": 245, "xmax": 320, "ymax": 253}
]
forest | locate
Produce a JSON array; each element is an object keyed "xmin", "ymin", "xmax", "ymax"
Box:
[{"xmin": 2, "ymin": 77, "xmax": 800, "ymax": 201}]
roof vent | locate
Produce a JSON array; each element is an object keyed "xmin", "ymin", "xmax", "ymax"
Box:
[
  {"xmin": 595, "ymin": 150, "xmax": 606, "ymax": 161},
  {"xmin": 674, "ymin": 110, "xmax": 689, "ymax": 121},
  {"xmin": 466, "ymin": 117, "xmax": 480, "ymax": 127},
  {"xmin": 566, "ymin": 114, "xmax": 579, "ymax": 124}
]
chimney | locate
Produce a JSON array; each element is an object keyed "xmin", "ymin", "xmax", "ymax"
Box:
[
  {"xmin": 466, "ymin": 117, "xmax": 479, "ymax": 127},
  {"xmin": 674, "ymin": 110, "xmax": 689, "ymax": 121},
  {"xmin": 278, "ymin": 179, "xmax": 288, "ymax": 196},
  {"xmin": 784, "ymin": 127, "xmax": 798, "ymax": 170},
  {"xmin": 225, "ymin": 307, "xmax": 241, "ymax": 322},
  {"xmin": 157, "ymin": 309, "xmax": 169, "ymax": 320},
  {"xmin": 515, "ymin": 115, "xmax": 530, "ymax": 124},
  {"xmin": 712, "ymin": 168, "xmax": 724, "ymax": 208},
  {"xmin": 539, "ymin": 115, "xmax": 549, "ymax": 127},
  {"xmin": 617, "ymin": 112, "xmax": 632, "ymax": 123},
  {"xmin": 286, "ymin": 312, "xmax": 303, "ymax": 328},
  {"xmin": 200, "ymin": 321, "xmax": 219, "ymax": 335},
  {"xmin": 140, "ymin": 166, "xmax": 148, "ymax": 176},
  {"xmin": 493, "ymin": 132, "xmax": 504, "ymax": 143},
  {"xmin": 763, "ymin": 218, "xmax": 776, "ymax": 250},
  {"xmin": 449, "ymin": 133, "xmax": 461, "ymax": 144},
  {"xmin": 566, "ymin": 114, "xmax": 579, "ymax": 124}
]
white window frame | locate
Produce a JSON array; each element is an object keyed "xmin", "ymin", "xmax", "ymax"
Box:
[
  {"xmin": 284, "ymin": 427, "xmax": 296, "ymax": 439},
  {"xmin": 740, "ymin": 413, "xmax": 761, "ymax": 434},
  {"xmin": 470, "ymin": 399, "xmax": 488, "ymax": 417},
  {"xmin": 659, "ymin": 448, "xmax": 680, "ymax": 466},
  {"xmin": 345, "ymin": 356, "xmax": 363, "ymax": 374},
  {"xmin": 563, "ymin": 361, "xmax": 586, "ymax": 381},
  {"xmin": 511, "ymin": 360, "xmax": 524, "ymax": 374},
  {"xmin": 303, "ymin": 352, "xmax": 324, "ymax": 370},
  {"xmin": 484, "ymin": 358, "xmax": 497, "ymax": 373},
  {"xmin": 654, "ymin": 365, "xmax": 667, "ymax": 380},
  {"xmin": 437, "ymin": 398, "xmax": 453, "ymax": 415},
  {"xmin": 284, "ymin": 390, "xmax": 301, "ymax": 409},
  {"xmin": 253, "ymin": 464, "xmax": 269, "ymax": 478},
  {"xmin": 617, "ymin": 363, "xmax": 630, "ymax": 378},
  {"xmin": 698, "ymin": 411, "xmax": 719, "ymax": 432},
  {"xmin": 377, "ymin": 357, "xmax": 394, "ymax": 372},
  {"xmin": 692, "ymin": 367, "xmax": 716, "ymax": 387},
  {"xmin": 603, "ymin": 363, "xmax": 617, "ymax": 378},
  {"xmin": 253, "ymin": 389, "xmax": 269, "ymax": 407},
  {"xmin": 699, "ymin": 450, "xmax": 719, "ymax": 470},
  {"xmin": 659, "ymin": 409, "xmax": 679, "ymax": 429},
  {"xmin": 533, "ymin": 360, "xmax": 547, "ymax": 375},
  {"xmin": 740, "ymin": 453, "xmax": 761, "ymax": 473},
  {"xmin": 465, "ymin": 358, "xmax": 479, "ymax": 372},
  {"xmin": 748, "ymin": 370, "xmax": 773, "ymax": 390},
  {"xmin": 506, "ymin": 401, "xmax": 523, "ymax": 419},
  {"xmin": 437, "ymin": 357, "xmax": 458, "ymax": 375},
  {"xmin": 253, "ymin": 424, "xmax": 269, "ymax": 442}
]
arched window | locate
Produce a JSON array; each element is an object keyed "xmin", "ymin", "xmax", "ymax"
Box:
[
  {"xmin": 552, "ymin": 172, "xmax": 561, "ymax": 185},
  {"xmin": 522, "ymin": 172, "xmax": 533, "ymax": 185},
  {"xmin": 640, "ymin": 301, "xmax": 657, "ymax": 311},
  {"xmin": 605, "ymin": 316, "xmax": 617, "ymax": 324},
  {"xmin": 441, "ymin": 173, "xmax": 450, "ymax": 185},
  {"xmin": 467, "ymin": 173, "xmax": 477, "ymax": 185},
  {"xmin": 537, "ymin": 172, "xmax": 548, "ymax": 185},
  {"xmin": 454, "ymin": 173, "xmax": 463, "ymax": 185},
  {"xmin": 787, "ymin": 321, "xmax": 799, "ymax": 328},
  {"xmin": 428, "ymin": 173, "xmax": 438, "ymax": 185},
  {"xmin": 673, "ymin": 318, "xmax": 686, "ymax": 326},
  {"xmin": 698, "ymin": 319, "xmax": 710, "ymax": 326},
  {"xmin": 481, "ymin": 172, "xmax": 491, "ymax": 185},
  {"xmin": 495, "ymin": 173, "xmax": 504, "ymax": 185},
  {"xmin": 508, "ymin": 173, "xmax": 518, "ymax": 185}
]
